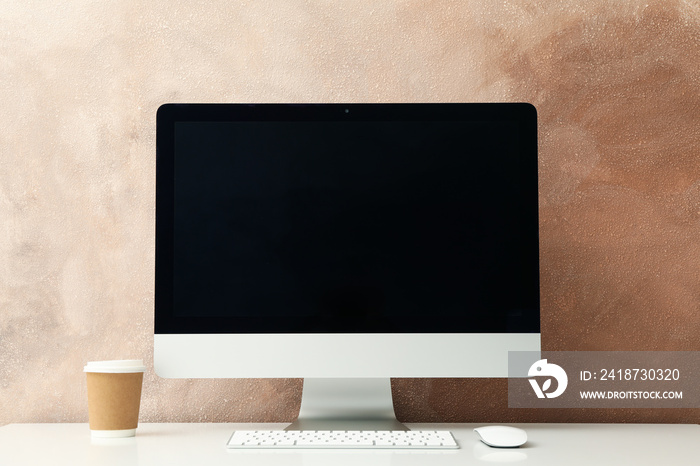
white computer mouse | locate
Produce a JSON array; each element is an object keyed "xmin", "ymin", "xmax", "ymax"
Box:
[{"xmin": 473, "ymin": 426, "xmax": 527, "ymax": 448}]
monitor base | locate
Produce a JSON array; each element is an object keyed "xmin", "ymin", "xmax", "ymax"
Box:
[{"xmin": 286, "ymin": 378, "xmax": 408, "ymax": 431}]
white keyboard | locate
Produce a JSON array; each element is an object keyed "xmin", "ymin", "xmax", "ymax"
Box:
[{"xmin": 227, "ymin": 430, "xmax": 458, "ymax": 449}]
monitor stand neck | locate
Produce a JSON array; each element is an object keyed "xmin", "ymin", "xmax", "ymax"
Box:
[{"xmin": 286, "ymin": 378, "xmax": 408, "ymax": 431}]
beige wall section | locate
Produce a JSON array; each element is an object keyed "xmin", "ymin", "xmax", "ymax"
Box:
[{"xmin": 1, "ymin": 1, "xmax": 699, "ymax": 425}]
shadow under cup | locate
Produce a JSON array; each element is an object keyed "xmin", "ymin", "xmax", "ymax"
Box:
[{"xmin": 84, "ymin": 360, "xmax": 146, "ymax": 438}]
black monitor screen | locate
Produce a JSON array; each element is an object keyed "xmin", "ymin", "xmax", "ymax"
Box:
[{"xmin": 155, "ymin": 103, "xmax": 539, "ymax": 334}]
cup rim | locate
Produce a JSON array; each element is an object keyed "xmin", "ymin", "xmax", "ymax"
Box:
[{"xmin": 84, "ymin": 359, "xmax": 146, "ymax": 373}]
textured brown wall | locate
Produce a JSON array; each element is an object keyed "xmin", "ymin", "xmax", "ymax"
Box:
[{"xmin": 1, "ymin": 1, "xmax": 698, "ymax": 425}]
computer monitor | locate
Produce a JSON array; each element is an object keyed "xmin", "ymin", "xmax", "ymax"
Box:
[{"xmin": 154, "ymin": 103, "xmax": 540, "ymax": 430}]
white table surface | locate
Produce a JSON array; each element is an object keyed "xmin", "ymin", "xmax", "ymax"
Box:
[{"xmin": 1, "ymin": 422, "xmax": 699, "ymax": 465}]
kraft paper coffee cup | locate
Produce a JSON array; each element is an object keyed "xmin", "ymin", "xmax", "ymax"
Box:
[{"xmin": 84, "ymin": 360, "xmax": 146, "ymax": 438}]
